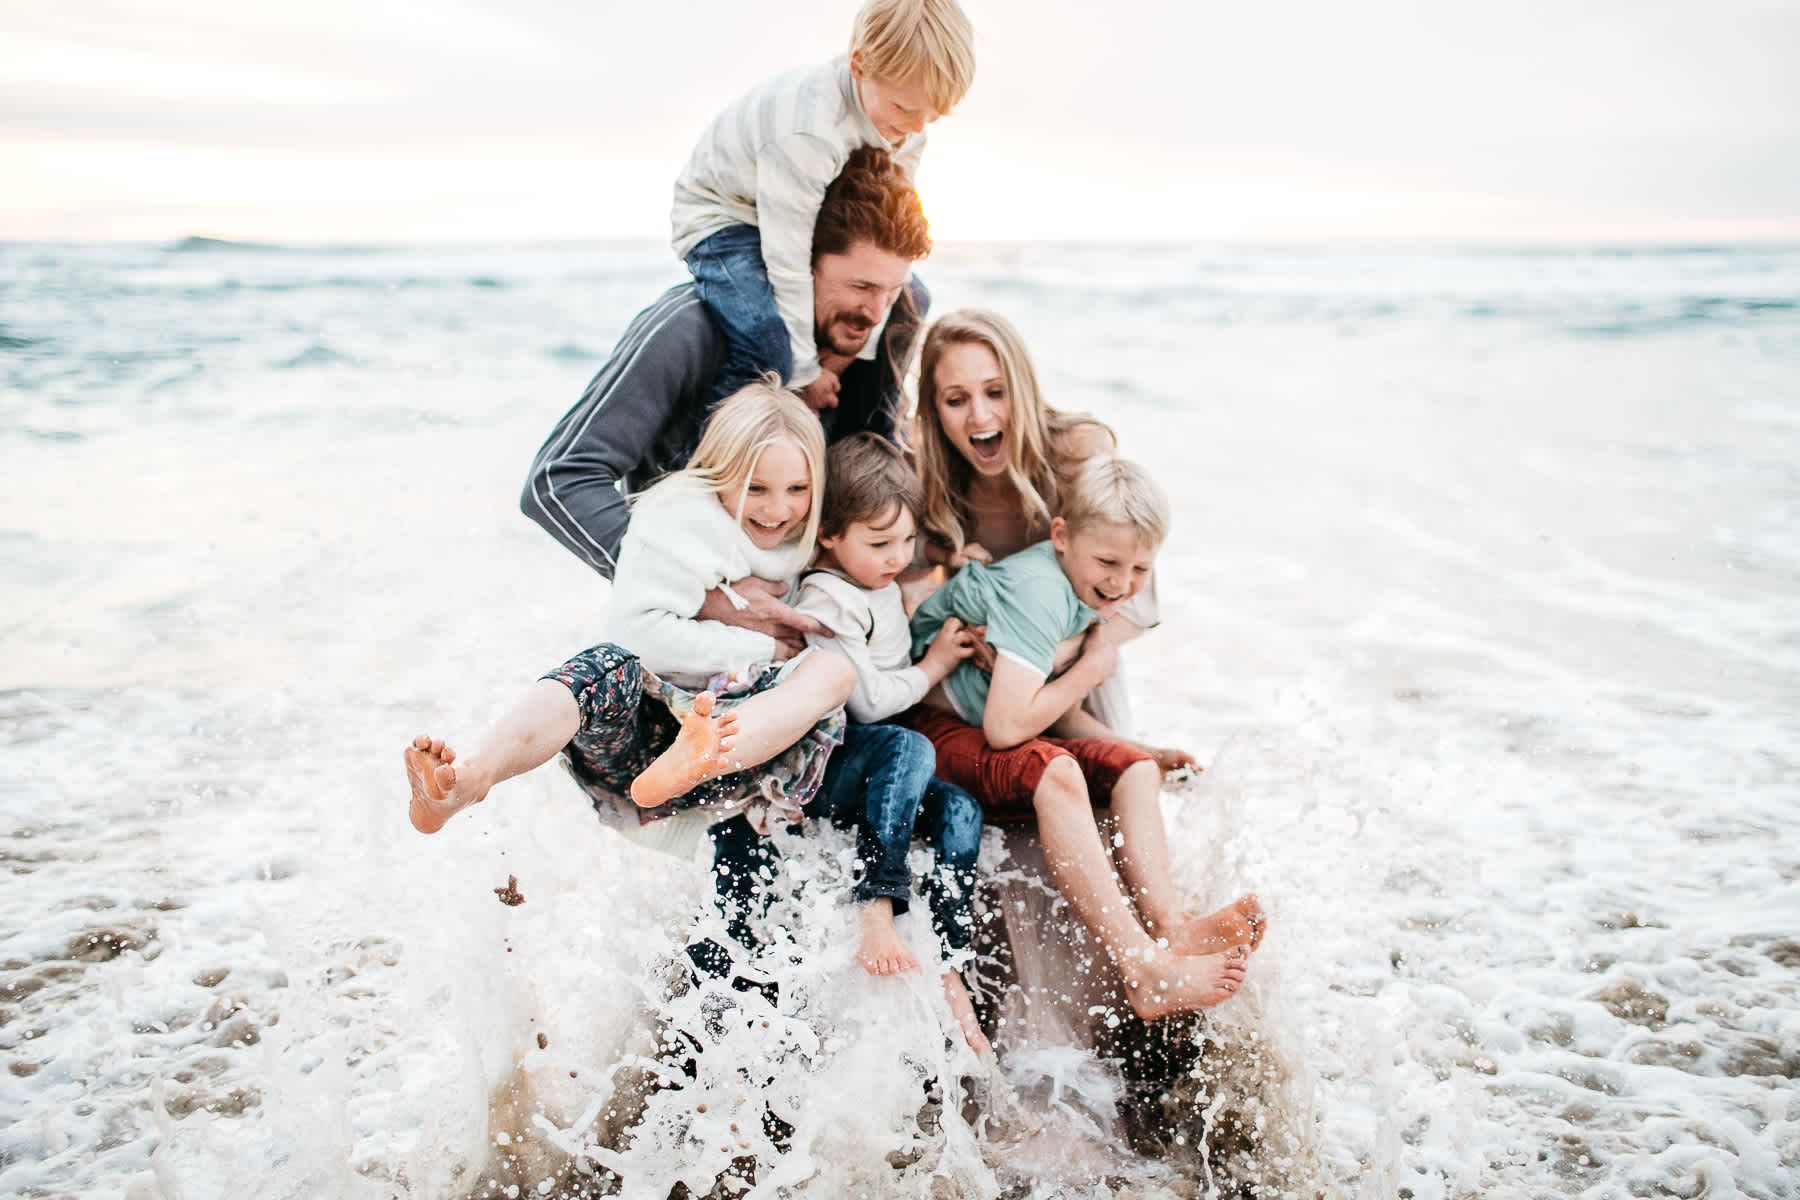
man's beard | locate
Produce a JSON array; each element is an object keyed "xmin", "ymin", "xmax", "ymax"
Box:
[{"xmin": 817, "ymin": 315, "xmax": 875, "ymax": 358}]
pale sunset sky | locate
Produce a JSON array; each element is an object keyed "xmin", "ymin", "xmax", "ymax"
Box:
[{"xmin": 2, "ymin": 0, "xmax": 1796, "ymax": 244}]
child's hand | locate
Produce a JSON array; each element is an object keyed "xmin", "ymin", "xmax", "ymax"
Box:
[
  {"xmin": 965, "ymin": 624, "xmax": 996, "ymax": 673},
  {"xmin": 921, "ymin": 617, "xmax": 976, "ymax": 681},
  {"xmin": 797, "ymin": 367, "xmax": 841, "ymax": 414},
  {"xmin": 949, "ymin": 542, "xmax": 994, "ymax": 569},
  {"xmin": 1145, "ymin": 745, "xmax": 1199, "ymax": 774},
  {"xmin": 700, "ymin": 578, "xmax": 826, "ymax": 660},
  {"xmin": 1074, "ymin": 623, "xmax": 1119, "ymax": 685}
]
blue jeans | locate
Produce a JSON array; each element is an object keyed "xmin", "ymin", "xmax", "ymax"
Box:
[
  {"xmin": 699, "ymin": 724, "xmax": 982, "ymax": 974},
  {"xmin": 686, "ymin": 223, "xmax": 931, "ymax": 432},
  {"xmin": 809, "ymin": 723, "xmax": 982, "ymax": 953},
  {"xmin": 686, "ymin": 225, "xmax": 791, "ymax": 408}
]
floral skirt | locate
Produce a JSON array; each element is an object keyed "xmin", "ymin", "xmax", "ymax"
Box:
[{"xmin": 540, "ymin": 642, "xmax": 844, "ymax": 834}]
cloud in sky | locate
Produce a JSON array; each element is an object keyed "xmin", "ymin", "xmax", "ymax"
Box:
[{"xmin": 2, "ymin": 0, "xmax": 1797, "ymax": 242}]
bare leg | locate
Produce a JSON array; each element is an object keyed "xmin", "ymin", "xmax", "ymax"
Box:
[
  {"xmin": 856, "ymin": 898, "xmax": 919, "ymax": 976},
  {"xmin": 405, "ymin": 680, "xmax": 581, "ymax": 834},
  {"xmin": 1105, "ymin": 760, "xmax": 1189, "ymax": 937},
  {"xmin": 630, "ymin": 652, "xmax": 856, "ymax": 807},
  {"xmin": 943, "ymin": 969, "xmax": 991, "ymax": 1057},
  {"xmin": 1107, "ymin": 760, "xmax": 1266, "ymax": 954},
  {"xmin": 1032, "ymin": 757, "xmax": 1247, "ymax": 1020},
  {"xmin": 715, "ymin": 652, "xmax": 855, "ymax": 771}
]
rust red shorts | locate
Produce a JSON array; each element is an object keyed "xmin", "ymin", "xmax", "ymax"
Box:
[{"xmin": 895, "ymin": 705, "xmax": 1154, "ymax": 825}]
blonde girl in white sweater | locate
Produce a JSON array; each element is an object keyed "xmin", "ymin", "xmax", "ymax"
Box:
[{"xmin": 404, "ymin": 380, "xmax": 855, "ymax": 845}]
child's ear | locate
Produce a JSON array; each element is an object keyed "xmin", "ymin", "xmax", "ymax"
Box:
[
  {"xmin": 817, "ymin": 530, "xmax": 840, "ymax": 553},
  {"xmin": 1049, "ymin": 517, "xmax": 1069, "ymax": 553},
  {"xmin": 848, "ymin": 50, "xmax": 867, "ymax": 81}
]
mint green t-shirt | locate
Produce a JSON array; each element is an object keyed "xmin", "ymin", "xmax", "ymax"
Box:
[{"xmin": 908, "ymin": 540, "xmax": 1096, "ymax": 725}]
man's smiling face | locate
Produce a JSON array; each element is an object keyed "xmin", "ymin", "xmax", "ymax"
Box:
[{"xmin": 811, "ymin": 241, "xmax": 913, "ymax": 358}]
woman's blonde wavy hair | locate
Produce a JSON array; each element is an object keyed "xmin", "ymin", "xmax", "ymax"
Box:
[{"xmin": 913, "ymin": 309, "xmax": 1114, "ymax": 556}]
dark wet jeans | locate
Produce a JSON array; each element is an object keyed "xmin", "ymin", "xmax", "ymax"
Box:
[{"xmin": 695, "ymin": 723, "xmax": 982, "ymax": 978}]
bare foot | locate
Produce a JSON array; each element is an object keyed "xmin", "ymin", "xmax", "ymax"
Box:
[
  {"xmin": 856, "ymin": 899, "xmax": 919, "ymax": 976},
  {"xmin": 405, "ymin": 735, "xmax": 488, "ymax": 834},
  {"xmin": 1118, "ymin": 944, "xmax": 1249, "ymax": 1021},
  {"xmin": 1169, "ymin": 893, "xmax": 1266, "ymax": 956},
  {"xmin": 942, "ymin": 970, "xmax": 992, "ymax": 1057},
  {"xmin": 629, "ymin": 692, "xmax": 739, "ymax": 808}
]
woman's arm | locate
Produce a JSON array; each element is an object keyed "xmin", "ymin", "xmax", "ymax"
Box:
[{"xmin": 1048, "ymin": 703, "xmax": 1199, "ymax": 773}]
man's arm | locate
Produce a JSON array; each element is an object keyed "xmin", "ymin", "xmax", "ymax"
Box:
[
  {"xmin": 606, "ymin": 517, "xmax": 781, "ymax": 679},
  {"xmin": 697, "ymin": 577, "xmax": 822, "ymax": 660},
  {"xmin": 520, "ymin": 286, "xmax": 721, "ymax": 580}
]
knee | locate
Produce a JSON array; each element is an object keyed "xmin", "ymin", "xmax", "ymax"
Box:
[
  {"xmin": 1033, "ymin": 754, "xmax": 1089, "ymax": 814},
  {"xmin": 884, "ymin": 727, "xmax": 938, "ymax": 785},
  {"xmin": 1116, "ymin": 758, "xmax": 1161, "ymax": 795},
  {"xmin": 816, "ymin": 652, "xmax": 858, "ymax": 707},
  {"xmin": 905, "ymin": 275, "xmax": 930, "ymax": 320}
]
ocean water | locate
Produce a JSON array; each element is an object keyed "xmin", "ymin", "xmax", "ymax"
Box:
[{"xmin": 1, "ymin": 236, "xmax": 1797, "ymax": 1199}]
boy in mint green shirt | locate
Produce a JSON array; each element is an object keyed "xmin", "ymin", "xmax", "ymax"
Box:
[
  {"xmin": 908, "ymin": 538, "xmax": 1093, "ymax": 730},
  {"xmin": 902, "ymin": 456, "xmax": 1263, "ymax": 1022}
]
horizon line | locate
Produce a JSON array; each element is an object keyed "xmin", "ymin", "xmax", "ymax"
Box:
[{"xmin": 7, "ymin": 229, "xmax": 1800, "ymax": 253}]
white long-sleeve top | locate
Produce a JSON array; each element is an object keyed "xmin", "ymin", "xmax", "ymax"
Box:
[
  {"xmin": 599, "ymin": 478, "xmax": 813, "ymax": 690},
  {"xmin": 670, "ymin": 55, "xmax": 925, "ymax": 389},
  {"xmin": 791, "ymin": 568, "xmax": 930, "ymax": 724}
]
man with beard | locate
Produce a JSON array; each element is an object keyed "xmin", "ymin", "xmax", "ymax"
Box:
[{"xmin": 523, "ymin": 145, "xmax": 933, "ymax": 655}]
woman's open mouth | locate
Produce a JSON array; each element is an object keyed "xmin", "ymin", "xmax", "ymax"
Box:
[{"xmin": 967, "ymin": 430, "xmax": 1004, "ymax": 467}]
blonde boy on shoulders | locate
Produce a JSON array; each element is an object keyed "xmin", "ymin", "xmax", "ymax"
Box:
[{"xmin": 672, "ymin": 0, "xmax": 975, "ymax": 416}]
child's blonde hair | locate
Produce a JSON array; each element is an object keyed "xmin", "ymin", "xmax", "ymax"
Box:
[
  {"xmin": 850, "ymin": 0, "xmax": 976, "ymax": 115},
  {"xmin": 671, "ymin": 376, "xmax": 827, "ymax": 550},
  {"xmin": 1058, "ymin": 455, "xmax": 1170, "ymax": 548}
]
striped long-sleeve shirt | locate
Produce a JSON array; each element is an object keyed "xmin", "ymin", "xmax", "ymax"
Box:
[
  {"xmin": 670, "ymin": 55, "xmax": 925, "ymax": 388},
  {"xmin": 521, "ymin": 281, "xmax": 923, "ymax": 580},
  {"xmin": 521, "ymin": 286, "xmax": 722, "ymax": 579}
]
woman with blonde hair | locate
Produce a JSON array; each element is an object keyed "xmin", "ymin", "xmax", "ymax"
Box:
[
  {"xmin": 904, "ymin": 310, "xmax": 1263, "ymax": 1046},
  {"xmin": 910, "ymin": 308, "xmax": 1165, "ymax": 748},
  {"xmin": 913, "ymin": 309, "xmax": 1112, "ymax": 569}
]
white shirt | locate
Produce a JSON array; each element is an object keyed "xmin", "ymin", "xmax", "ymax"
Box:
[
  {"xmin": 670, "ymin": 55, "xmax": 925, "ymax": 388},
  {"xmin": 791, "ymin": 568, "xmax": 930, "ymax": 723},
  {"xmin": 600, "ymin": 477, "xmax": 813, "ymax": 690}
]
